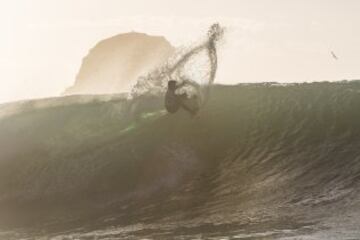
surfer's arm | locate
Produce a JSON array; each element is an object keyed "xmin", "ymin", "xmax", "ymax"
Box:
[{"xmin": 175, "ymin": 81, "xmax": 187, "ymax": 89}]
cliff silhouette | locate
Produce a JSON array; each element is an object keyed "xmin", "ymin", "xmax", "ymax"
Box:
[{"xmin": 64, "ymin": 32, "xmax": 175, "ymax": 95}]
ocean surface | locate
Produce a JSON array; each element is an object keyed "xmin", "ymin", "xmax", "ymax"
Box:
[{"xmin": 0, "ymin": 81, "xmax": 360, "ymax": 239}]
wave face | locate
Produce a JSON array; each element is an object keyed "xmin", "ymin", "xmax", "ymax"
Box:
[{"xmin": 1, "ymin": 81, "xmax": 360, "ymax": 239}]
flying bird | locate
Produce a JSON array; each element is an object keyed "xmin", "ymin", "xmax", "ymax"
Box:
[{"xmin": 331, "ymin": 51, "xmax": 338, "ymax": 60}]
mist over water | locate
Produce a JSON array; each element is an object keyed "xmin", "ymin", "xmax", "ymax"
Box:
[{"xmin": 0, "ymin": 80, "xmax": 360, "ymax": 239}]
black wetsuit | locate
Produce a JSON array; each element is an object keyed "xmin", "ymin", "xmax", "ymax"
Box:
[
  {"xmin": 165, "ymin": 89, "xmax": 181, "ymax": 113},
  {"xmin": 164, "ymin": 80, "xmax": 199, "ymax": 115}
]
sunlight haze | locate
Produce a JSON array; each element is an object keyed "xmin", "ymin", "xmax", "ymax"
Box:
[{"xmin": 0, "ymin": 0, "xmax": 359, "ymax": 103}]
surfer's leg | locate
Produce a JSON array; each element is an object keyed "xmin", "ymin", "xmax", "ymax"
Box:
[
  {"xmin": 179, "ymin": 97, "xmax": 199, "ymax": 116},
  {"xmin": 180, "ymin": 103, "xmax": 197, "ymax": 116}
]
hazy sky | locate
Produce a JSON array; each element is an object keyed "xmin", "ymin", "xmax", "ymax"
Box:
[{"xmin": 1, "ymin": 0, "xmax": 360, "ymax": 103}]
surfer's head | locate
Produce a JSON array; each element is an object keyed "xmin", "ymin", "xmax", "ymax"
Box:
[{"xmin": 168, "ymin": 80, "xmax": 177, "ymax": 91}]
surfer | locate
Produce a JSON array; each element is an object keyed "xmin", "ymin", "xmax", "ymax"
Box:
[{"xmin": 165, "ymin": 80, "xmax": 199, "ymax": 116}]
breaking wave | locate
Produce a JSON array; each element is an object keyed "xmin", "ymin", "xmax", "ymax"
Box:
[{"xmin": 0, "ymin": 81, "xmax": 360, "ymax": 239}]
